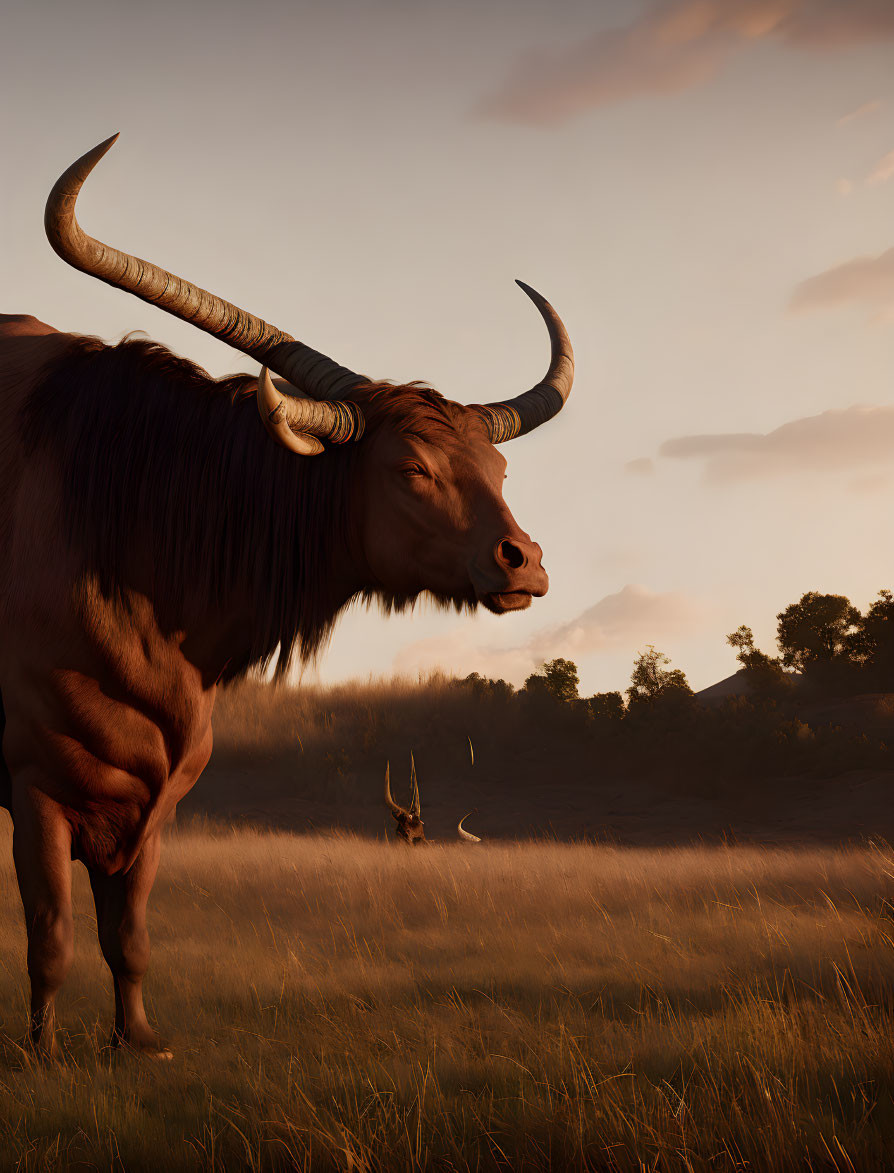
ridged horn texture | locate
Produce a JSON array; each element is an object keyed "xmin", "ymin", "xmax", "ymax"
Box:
[
  {"xmin": 409, "ymin": 752, "xmax": 421, "ymax": 817},
  {"xmin": 475, "ymin": 280, "xmax": 575, "ymax": 443},
  {"xmin": 457, "ymin": 813, "xmax": 481, "ymax": 843},
  {"xmin": 257, "ymin": 367, "xmax": 364, "ymax": 456},
  {"xmin": 384, "ymin": 763, "xmax": 404, "ymax": 816},
  {"xmin": 44, "ymin": 135, "xmax": 369, "ymax": 426}
]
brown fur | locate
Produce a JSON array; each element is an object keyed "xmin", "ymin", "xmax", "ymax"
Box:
[
  {"xmin": 391, "ymin": 810, "xmax": 427, "ymax": 845},
  {"xmin": 0, "ymin": 316, "xmax": 548, "ymax": 1056},
  {"xmin": 22, "ymin": 336, "xmax": 469, "ymax": 680}
]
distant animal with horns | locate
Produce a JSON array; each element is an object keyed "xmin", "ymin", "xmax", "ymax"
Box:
[
  {"xmin": 384, "ymin": 755, "xmax": 482, "ymax": 844},
  {"xmin": 0, "ymin": 134, "xmax": 572, "ymax": 1058}
]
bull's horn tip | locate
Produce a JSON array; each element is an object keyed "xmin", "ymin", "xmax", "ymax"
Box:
[
  {"xmin": 515, "ymin": 279, "xmax": 547, "ymax": 306},
  {"xmin": 94, "ymin": 132, "xmax": 120, "ymax": 156},
  {"xmin": 71, "ymin": 134, "xmax": 120, "ymax": 178}
]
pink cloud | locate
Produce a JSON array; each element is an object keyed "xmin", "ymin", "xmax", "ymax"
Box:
[
  {"xmin": 790, "ymin": 248, "xmax": 894, "ymax": 317},
  {"xmin": 658, "ymin": 405, "xmax": 894, "ymax": 484},
  {"xmin": 836, "ymin": 98, "xmax": 883, "ymax": 125},
  {"xmin": 626, "ymin": 457, "xmax": 655, "ymax": 477},
  {"xmin": 866, "ymin": 149, "xmax": 894, "ymax": 186},
  {"xmin": 478, "ymin": 1, "xmax": 894, "ymax": 125},
  {"xmin": 393, "ymin": 585, "xmax": 702, "ymax": 683}
]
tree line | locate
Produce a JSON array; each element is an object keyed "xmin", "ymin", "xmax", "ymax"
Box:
[
  {"xmin": 728, "ymin": 589, "xmax": 894, "ymax": 697},
  {"xmin": 463, "ymin": 587, "xmax": 894, "ymax": 711},
  {"xmin": 450, "ymin": 587, "xmax": 894, "ymax": 784}
]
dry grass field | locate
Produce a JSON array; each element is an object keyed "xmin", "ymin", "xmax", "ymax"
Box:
[{"xmin": 0, "ymin": 823, "xmax": 892, "ymax": 1171}]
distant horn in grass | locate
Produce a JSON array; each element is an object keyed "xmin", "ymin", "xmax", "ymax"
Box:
[
  {"xmin": 409, "ymin": 751, "xmax": 421, "ymax": 817},
  {"xmin": 384, "ymin": 762, "xmax": 404, "ymax": 816},
  {"xmin": 457, "ymin": 813, "xmax": 481, "ymax": 843}
]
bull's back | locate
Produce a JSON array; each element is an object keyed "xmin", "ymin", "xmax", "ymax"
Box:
[
  {"xmin": 0, "ymin": 315, "xmax": 69, "ymax": 405},
  {"xmin": 0, "ymin": 317, "xmax": 74, "ymax": 578}
]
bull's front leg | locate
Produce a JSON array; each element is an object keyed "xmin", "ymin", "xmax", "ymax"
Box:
[
  {"xmin": 88, "ymin": 828, "xmax": 172, "ymax": 1059},
  {"xmin": 0, "ymin": 690, "xmax": 11, "ymax": 812},
  {"xmin": 11, "ymin": 783, "xmax": 74, "ymax": 1059}
]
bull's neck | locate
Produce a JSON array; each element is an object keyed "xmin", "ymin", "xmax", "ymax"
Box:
[
  {"xmin": 27, "ymin": 335, "xmax": 371, "ymax": 683},
  {"xmin": 163, "ymin": 421, "xmax": 369, "ymax": 687},
  {"xmin": 177, "ymin": 542, "xmax": 365, "ymax": 688}
]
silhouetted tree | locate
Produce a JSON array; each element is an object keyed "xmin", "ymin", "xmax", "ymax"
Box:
[
  {"xmin": 626, "ymin": 647, "xmax": 692, "ymax": 709},
  {"xmin": 850, "ymin": 589, "xmax": 894, "ymax": 689},
  {"xmin": 585, "ymin": 691, "xmax": 625, "ymax": 721},
  {"xmin": 776, "ymin": 592, "xmax": 861, "ymax": 693},
  {"xmin": 455, "ymin": 672, "xmax": 514, "ymax": 700},
  {"xmin": 726, "ymin": 624, "xmax": 789, "ymax": 695},
  {"xmin": 524, "ymin": 658, "xmax": 580, "ymax": 703}
]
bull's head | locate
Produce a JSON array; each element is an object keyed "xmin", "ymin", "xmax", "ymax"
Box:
[
  {"xmin": 45, "ymin": 137, "xmax": 575, "ymax": 615},
  {"xmin": 384, "ymin": 756, "xmax": 426, "ymax": 845}
]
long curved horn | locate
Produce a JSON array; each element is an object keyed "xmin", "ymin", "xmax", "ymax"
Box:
[
  {"xmin": 384, "ymin": 762, "xmax": 404, "ymax": 816},
  {"xmin": 409, "ymin": 752, "xmax": 421, "ymax": 817},
  {"xmin": 475, "ymin": 281, "xmax": 574, "ymax": 443},
  {"xmin": 457, "ymin": 813, "xmax": 481, "ymax": 843},
  {"xmin": 45, "ymin": 135, "xmax": 369, "ymax": 409}
]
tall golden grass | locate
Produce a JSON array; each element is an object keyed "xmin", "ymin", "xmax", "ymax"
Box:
[{"xmin": 0, "ymin": 821, "xmax": 892, "ymax": 1170}]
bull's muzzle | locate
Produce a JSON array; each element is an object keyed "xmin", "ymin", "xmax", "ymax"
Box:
[{"xmin": 474, "ymin": 535, "xmax": 549, "ymax": 613}]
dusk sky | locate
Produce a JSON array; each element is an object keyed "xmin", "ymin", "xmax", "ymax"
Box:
[{"xmin": 6, "ymin": 0, "xmax": 894, "ymax": 695}]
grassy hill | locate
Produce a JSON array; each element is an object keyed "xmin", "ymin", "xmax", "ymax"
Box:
[{"xmin": 182, "ymin": 676, "xmax": 894, "ymax": 845}]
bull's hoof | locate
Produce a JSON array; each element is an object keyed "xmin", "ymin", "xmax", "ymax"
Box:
[
  {"xmin": 24, "ymin": 1009, "xmax": 62, "ymax": 1064},
  {"xmin": 20, "ymin": 1037, "xmax": 61, "ymax": 1066},
  {"xmin": 22, "ymin": 1027, "xmax": 63, "ymax": 1065},
  {"xmin": 109, "ymin": 1029, "xmax": 173, "ymax": 1061}
]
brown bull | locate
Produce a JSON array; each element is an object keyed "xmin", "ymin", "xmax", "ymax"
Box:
[{"xmin": 0, "ymin": 136, "xmax": 574, "ymax": 1059}]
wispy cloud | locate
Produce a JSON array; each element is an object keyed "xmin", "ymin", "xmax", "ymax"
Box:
[
  {"xmin": 790, "ymin": 248, "xmax": 894, "ymax": 318},
  {"xmin": 477, "ymin": 1, "xmax": 894, "ymax": 125},
  {"xmin": 865, "ymin": 149, "xmax": 894, "ymax": 186},
  {"xmin": 837, "ymin": 98, "xmax": 883, "ymax": 125},
  {"xmin": 840, "ymin": 148, "xmax": 894, "ymax": 193},
  {"xmin": 656, "ymin": 405, "xmax": 894, "ymax": 484},
  {"xmin": 626, "ymin": 457, "xmax": 655, "ymax": 477},
  {"xmin": 394, "ymin": 585, "xmax": 702, "ymax": 683}
]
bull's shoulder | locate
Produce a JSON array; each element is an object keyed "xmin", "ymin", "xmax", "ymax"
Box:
[{"xmin": 0, "ymin": 314, "xmax": 59, "ymax": 339}]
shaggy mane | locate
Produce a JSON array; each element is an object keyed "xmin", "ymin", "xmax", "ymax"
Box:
[{"xmin": 23, "ymin": 335, "xmax": 467, "ymax": 682}]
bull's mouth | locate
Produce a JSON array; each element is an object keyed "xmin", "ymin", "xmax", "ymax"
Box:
[{"xmin": 480, "ymin": 590, "xmax": 534, "ymax": 614}]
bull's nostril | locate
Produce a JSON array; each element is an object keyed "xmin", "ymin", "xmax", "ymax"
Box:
[{"xmin": 499, "ymin": 540, "xmax": 525, "ymax": 569}]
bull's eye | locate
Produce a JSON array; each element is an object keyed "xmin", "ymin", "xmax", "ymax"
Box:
[{"xmin": 401, "ymin": 463, "xmax": 427, "ymax": 479}]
